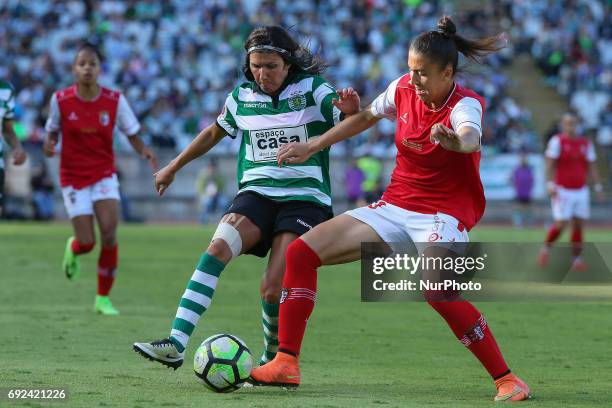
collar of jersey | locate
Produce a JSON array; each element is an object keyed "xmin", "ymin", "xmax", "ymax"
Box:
[
  {"xmin": 424, "ymin": 82, "xmax": 456, "ymax": 113},
  {"xmin": 72, "ymin": 84, "xmax": 102, "ymax": 102}
]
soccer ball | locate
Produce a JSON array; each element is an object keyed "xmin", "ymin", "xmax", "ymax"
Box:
[{"xmin": 193, "ymin": 334, "xmax": 253, "ymax": 392}]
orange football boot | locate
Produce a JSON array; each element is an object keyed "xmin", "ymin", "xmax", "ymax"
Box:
[
  {"xmin": 494, "ymin": 372, "xmax": 531, "ymax": 402},
  {"xmin": 249, "ymin": 351, "xmax": 300, "ymax": 388}
]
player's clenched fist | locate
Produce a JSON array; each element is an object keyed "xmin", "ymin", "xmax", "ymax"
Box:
[
  {"xmin": 277, "ymin": 142, "xmax": 312, "ymax": 166},
  {"xmin": 42, "ymin": 137, "xmax": 57, "ymax": 157},
  {"xmin": 154, "ymin": 165, "xmax": 176, "ymax": 196},
  {"xmin": 430, "ymin": 123, "xmax": 461, "ymax": 151}
]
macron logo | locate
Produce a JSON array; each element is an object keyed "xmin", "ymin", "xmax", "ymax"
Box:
[
  {"xmin": 296, "ymin": 219, "xmax": 312, "ymax": 230},
  {"xmin": 400, "ymin": 113, "xmax": 408, "ymax": 124},
  {"xmin": 68, "ymin": 112, "xmax": 79, "ymax": 121}
]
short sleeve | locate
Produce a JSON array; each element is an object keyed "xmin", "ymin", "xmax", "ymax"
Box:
[
  {"xmin": 216, "ymin": 92, "xmax": 239, "ymax": 139},
  {"xmin": 545, "ymin": 135, "xmax": 561, "ymax": 159},
  {"xmin": 450, "ymin": 97, "xmax": 483, "ymax": 136},
  {"xmin": 44, "ymin": 93, "xmax": 61, "ymax": 133},
  {"xmin": 313, "ymin": 79, "xmax": 341, "ymax": 126},
  {"xmin": 587, "ymin": 140, "xmax": 596, "ymax": 162},
  {"xmin": 117, "ymin": 94, "xmax": 141, "ymax": 136},
  {"xmin": 370, "ymin": 77, "xmax": 400, "ymax": 120},
  {"xmin": 3, "ymin": 85, "xmax": 15, "ymax": 120}
]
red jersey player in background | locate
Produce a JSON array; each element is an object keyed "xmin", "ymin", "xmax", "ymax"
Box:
[
  {"xmin": 251, "ymin": 17, "xmax": 530, "ymax": 402},
  {"xmin": 539, "ymin": 112, "xmax": 604, "ymax": 271},
  {"xmin": 43, "ymin": 43, "xmax": 157, "ymax": 315}
]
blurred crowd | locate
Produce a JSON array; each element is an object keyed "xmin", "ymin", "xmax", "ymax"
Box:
[
  {"xmin": 2, "ymin": 0, "xmax": 543, "ymax": 159},
  {"xmin": 505, "ymin": 0, "xmax": 611, "ymax": 147}
]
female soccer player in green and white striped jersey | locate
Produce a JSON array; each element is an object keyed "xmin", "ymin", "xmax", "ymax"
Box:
[{"xmin": 134, "ymin": 26, "xmax": 360, "ymax": 369}]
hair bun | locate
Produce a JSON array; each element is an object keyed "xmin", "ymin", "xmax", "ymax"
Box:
[{"xmin": 437, "ymin": 16, "xmax": 457, "ymax": 37}]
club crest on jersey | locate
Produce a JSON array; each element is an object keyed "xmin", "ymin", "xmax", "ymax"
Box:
[
  {"xmin": 288, "ymin": 91, "xmax": 307, "ymax": 111},
  {"xmin": 99, "ymin": 111, "xmax": 110, "ymax": 126}
]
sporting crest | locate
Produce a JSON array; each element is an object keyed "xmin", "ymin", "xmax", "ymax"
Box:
[{"xmin": 287, "ymin": 91, "xmax": 306, "ymax": 111}]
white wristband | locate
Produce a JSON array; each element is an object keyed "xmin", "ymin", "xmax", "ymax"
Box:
[
  {"xmin": 594, "ymin": 183, "xmax": 603, "ymax": 193},
  {"xmin": 546, "ymin": 181, "xmax": 556, "ymax": 190}
]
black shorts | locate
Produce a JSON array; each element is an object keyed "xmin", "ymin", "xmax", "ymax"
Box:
[{"xmin": 224, "ymin": 191, "xmax": 333, "ymax": 258}]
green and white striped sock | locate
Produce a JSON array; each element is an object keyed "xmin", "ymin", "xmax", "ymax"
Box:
[
  {"xmin": 260, "ymin": 299, "xmax": 279, "ymax": 365},
  {"xmin": 169, "ymin": 253, "xmax": 225, "ymax": 353}
]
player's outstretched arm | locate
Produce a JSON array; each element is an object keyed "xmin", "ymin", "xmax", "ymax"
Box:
[
  {"xmin": 277, "ymin": 107, "xmax": 381, "ymax": 166},
  {"xmin": 43, "ymin": 131, "xmax": 59, "ymax": 158},
  {"xmin": 545, "ymin": 157, "xmax": 557, "ymax": 196},
  {"xmin": 127, "ymin": 134, "xmax": 158, "ymax": 170},
  {"xmin": 589, "ymin": 162, "xmax": 605, "ymax": 200},
  {"xmin": 154, "ymin": 123, "xmax": 226, "ymax": 196}
]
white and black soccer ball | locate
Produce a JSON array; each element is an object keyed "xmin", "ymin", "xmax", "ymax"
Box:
[{"xmin": 193, "ymin": 334, "xmax": 253, "ymax": 392}]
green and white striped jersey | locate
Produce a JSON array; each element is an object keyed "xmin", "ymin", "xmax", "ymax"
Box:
[
  {"xmin": 217, "ymin": 74, "xmax": 341, "ymax": 207},
  {"xmin": 0, "ymin": 80, "xmax": 16, "ymax": 169}
]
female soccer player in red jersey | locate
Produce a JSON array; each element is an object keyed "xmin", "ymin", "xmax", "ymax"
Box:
[
  {"xmin": 43, "ymin": 43, "xmax": 157, "ymax": 315},
  {"xmin": 539, "ymin": 112, "xmax": 604, "ymax": 271},
  {"xmin": 251, "ymin": 17, "xmax": 531, "ymax": 402}
]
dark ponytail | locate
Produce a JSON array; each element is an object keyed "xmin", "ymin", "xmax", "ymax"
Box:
[
  {"xmin": 411, "ymin": 16, "xmax": 503, "ymax": 74},
  {"xmin": 242, "ymin": 26, "xmax": 326, "ymax": 81}
]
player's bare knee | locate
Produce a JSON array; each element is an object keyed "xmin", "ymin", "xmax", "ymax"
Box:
[
  {"xmin": 261, "ymin": 276, "xmax": 283, "ymax": 303},
  {"xmin": 98, "ymin": 228, "xmax": 116, "ymax": 247},
  {"xmin": 262, "ymin": 289, "xmax": 281, "ymax": 304},
  {"xmin": 260, "ymin": 274, "xmax": 283, "ymax": 303},
  {"xmin": 571, "ymin": 218, "xmax": 583, "ymax": 229},
  {"xmin": 75, "ymin": 234, "xmax": 95, "ymax": 248},
  {"xmin": 206, "ymin": 240, "xmax": 233, "ymax": 264},
  {"xmin": 100, "ymin": 233, "xmax": 116, "ymax": 247}
]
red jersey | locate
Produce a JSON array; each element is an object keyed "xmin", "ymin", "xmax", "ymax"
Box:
[
  {"xmin": 370, "ymin": 74, "xmax": 486, "ymax": 230},
  {"xmin": 545, "ymin": 134, "xmax": 595, "ymax": 189},
  {"xmin": 45, "ymin": 85, "xmax": 140, "ymax": 189}
]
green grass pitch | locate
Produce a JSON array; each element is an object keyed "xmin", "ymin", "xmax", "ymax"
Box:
[{"xmin": 1, "ymin": 223, "xmax": 611, "ymax": 407}]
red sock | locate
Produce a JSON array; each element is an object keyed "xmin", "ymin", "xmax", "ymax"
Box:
[
  {"xmin": 545, "ymin": 225, "xmax": 562, "ymax": 245},
  {"xmin": 571, "ymin": 226, "xmax": 582, "ymax": 258},
  {"xmin": 71, "ymin": 239, "xmax": 95, "ymax": 255},
  {"xmin": 277, "ymin": 239, "xmax": 321, "ymax": 357},
  {"xmin": 97, "ymin": 245, "xmax": 118, "ymax": 296},
  {"xmin": 429, "ymin": 300, "xmax": 510, "ymax": 379}
]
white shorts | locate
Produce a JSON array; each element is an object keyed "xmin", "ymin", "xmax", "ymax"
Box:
[
  {"xmin": 61, "ymin": 174, "xmax": 120, "ymax": 219},
  {"xmin": 551, "ymin": 186, "xmax": 590, "ymax": 221},
  {"xmin": 345, "ymin": 200, "xmax": 469, "ymax": 254}
]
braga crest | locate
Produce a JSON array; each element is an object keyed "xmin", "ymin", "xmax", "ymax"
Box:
[{"xmin": 99, "ymin": 111, "xmax": 110, "ymax": 126}]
